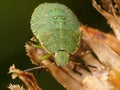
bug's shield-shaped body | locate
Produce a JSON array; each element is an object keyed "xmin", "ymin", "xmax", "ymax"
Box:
[{"xmin": 31, "ymin": 3, "xmax": 81, "ymax": 66}]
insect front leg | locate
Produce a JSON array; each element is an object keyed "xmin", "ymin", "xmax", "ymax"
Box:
[
  {"xmin": 38, "ymin": 53, "xmax": 52, "ymax": 61},
  {"xmin": 29, "ymin": 36, "xmax": 42, "ymax": 48},
  {"xmin": 28, "ymin": 36, "xmax": 42, "ymax": 48}
]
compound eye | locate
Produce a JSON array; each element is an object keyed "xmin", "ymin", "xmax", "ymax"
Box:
[{"xmin": 53, "ymin": 16, "xmax": 57, "ymax": 19}]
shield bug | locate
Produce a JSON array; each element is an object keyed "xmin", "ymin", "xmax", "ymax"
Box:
[{"xmin": 30, "ymin": 3, "xmax": 81, "ymax": 66}]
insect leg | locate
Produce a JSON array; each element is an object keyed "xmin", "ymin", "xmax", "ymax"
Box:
[
  {"xmin": 28, "ymin": 36, "xmax": 42, "ymax": 48},
  {"xmin": 39, "ymin": 53, "xmax": 51, "ymax": 61}
]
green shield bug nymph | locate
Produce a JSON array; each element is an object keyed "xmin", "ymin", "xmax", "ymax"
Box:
[{"xmin": 30, "ymin": 3, "xmax": 81, "ymax": 66}]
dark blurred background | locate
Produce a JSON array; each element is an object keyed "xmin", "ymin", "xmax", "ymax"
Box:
[{"xmin": 0, "ymin": 0, "xmax": 110, "ymax": 90}]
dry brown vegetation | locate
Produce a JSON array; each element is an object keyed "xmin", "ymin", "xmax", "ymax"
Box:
[{"xmin": 8, "ymin": 0, "xmax": 120, "ymax": 90}]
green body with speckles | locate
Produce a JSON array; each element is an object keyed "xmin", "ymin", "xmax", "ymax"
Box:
[{"xmin": 31, "ymin": 3, "xmax": 81, "ymax": 66}]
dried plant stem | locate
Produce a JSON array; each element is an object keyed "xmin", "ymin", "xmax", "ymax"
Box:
[
  {"xmin": 8, "ymin": 0, "xmax": 120, "ymax": 90},
  {"xmin": 93, "ymin": 0, "xmax": 120, "ymax": 40}
]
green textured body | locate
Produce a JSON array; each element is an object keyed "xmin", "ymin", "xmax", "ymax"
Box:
[{"xmin": 31, "ymin": 3, "xmax": 81, "ymax": 66}]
